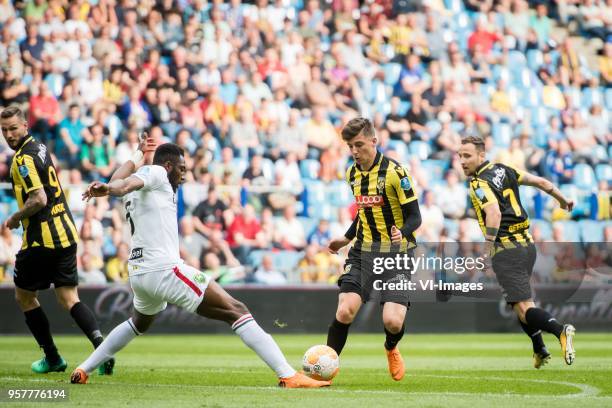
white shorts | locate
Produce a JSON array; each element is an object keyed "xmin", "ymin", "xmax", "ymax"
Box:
[{"xmin": 129, "ymin": 264, "xmax": 211, "ymax": 315}]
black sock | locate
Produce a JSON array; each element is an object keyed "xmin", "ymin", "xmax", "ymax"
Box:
[
  {"xmin": 518, "ymin": 318, "xmax": 546, "ymax": 353},
  {"xmin": 525, "ymin": 308, "xmax": 564, "ymax": 338},
  {"xmin": 70, "ymin": 302, "xmax": 103, "ymax": 348},
  {"xmin": 327, "ymin": 318, "xmax": 351, "ymax": 355},
  {"xmin": 24, "ymin": 307, "xmax": 61, "ymax": 364},
  {"xmin": 384, "ymin": 324, "xmax": 405, "ymax": 351}
]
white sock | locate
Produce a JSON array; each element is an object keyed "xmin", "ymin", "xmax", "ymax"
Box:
[
  {"xmin": 79, "ymin": 318, "xmax": 141, "ymax": 374},
  {"xmin": 232, "ymin": 314, "xmax": 296, "ymax": 378}
]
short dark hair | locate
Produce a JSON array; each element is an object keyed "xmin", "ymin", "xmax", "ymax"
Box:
[
  {"xmin": 153, "ymin": 143, "xmax": 184, "ymax": 165},
  {"xmin": 341, "ymin": 117, "xmax": 375, "ymax": 141},
  {"xmin": 0, "ymin": 105, "xmax": 26, "ymax": 121},
  {"xmin": 461, "ymin": 136, "xmax": 485, "ymax": 152}
]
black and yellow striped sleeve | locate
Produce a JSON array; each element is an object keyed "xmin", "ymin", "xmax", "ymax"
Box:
[
  {"xmin": 14, "ymin": 154, "xmax": 43, "ymax": 193},
  {"xmin": 390, "ymin": 166, "xmax": 417, "ymax": 205},
  {"xmin": 472, "ymin": 179, "xmax": 497, "ymax": 208},
  {"xmin": 506, "ymin": 164, "xmax": 525, "ymax": 183}
]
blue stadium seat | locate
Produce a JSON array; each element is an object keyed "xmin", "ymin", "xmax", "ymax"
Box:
[
  {"xmin": 273, "ymin": 251, "xmax": 304, "ymax": 271},
  {"xmin": 383, "ymin": 63, "xmax": 402, "ymax": 86},
  {"xmin": 421, "ymin": 160, "xmax": 449, "ymax": 181},
  {"xmin": 297, "ymin": 216, "xmax": 318, "ymax": 237},
  {"xmin": 591, "ymin": 144, "xmax": 609, "ymax": 163},
  {"xmin": 231, "ymin": 158, "xmax": 248, "ymax": 177},
  {"xmin": 572, "ymin": 163, "xmax": 597, "ymax": 190},
  {"xmin": 595, "ymin": 164, "xmax": 612, "ymax": 182},
  {"xmin": 606, "ymin": 88, "xmax": 612, "ymax": 110},
  {"xmin": 526, "ymin": 49, "xmax": 543, "ymax": 71},
  {"xmin": 492, "ymin": 122, "xmax": 512, "ymax": 148},
  {"xmin": 300, "ymin": 159, "xmax": 320, "ymax": 180},
  {"xmin": 555, "ymin": 220, "xmax": 580, "ymax": 242},
  {"xmin": 248, "ymin": 250, "xmax": 268, "ymax": 267},
  {"xmin": 261, "ymin": 158, "xmax": 275, "ymax": 181},
  {"xmin": 409, "ymin": 141, "xmax": 431, "ymax": 160},
  {"xmin": 579, "ymin": 220, "xmax": 604, "ymax": 242},
  {"xmin": 387, "ymin": 140, "xmax": 409, "ymax": 162},
  {"xmin": 530, "ymin": 219, "xmax": 552, "ymax": 241},
  {"xmin": 328, "ymin": 181, "xmax": 353, "ymax": 207},
  {"xmin": 303, "ymin": 180, "xmax": 327, "ymax": 206}
]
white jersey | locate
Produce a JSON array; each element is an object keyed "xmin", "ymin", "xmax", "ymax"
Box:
[{"xmin": 125, "ymin": 165, "xmax": 182, "ymax": 275}]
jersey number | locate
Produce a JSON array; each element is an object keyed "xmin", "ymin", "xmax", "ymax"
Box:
[
  {"xmin": 502, "ymin": 189, "xmax": 522, "ymax": 217},
  {"xmin": 48, "ymin": 167, "xmax": 61, "ymax": 198},
  {"xmin": 125, "ymin": 200, "xmax": 135, "ymax": 236}
]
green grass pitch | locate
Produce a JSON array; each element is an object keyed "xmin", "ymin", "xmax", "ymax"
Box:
[{"xmin": 1, "ymin": 333, "xmax": 611, "ymax": 407}]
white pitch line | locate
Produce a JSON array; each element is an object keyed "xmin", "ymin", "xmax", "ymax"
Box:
[
  {"xmin": 420, "ymin": 374, "xmax": 601, "ymax": 399},
  {"xmin": 0, "ymin": 376, "xmax": 606, "ymax": 400}
]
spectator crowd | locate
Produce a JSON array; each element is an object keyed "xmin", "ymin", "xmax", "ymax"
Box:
[{"xmin": 0, "ymin": 0, "xmax": 610, "ymax": 286}]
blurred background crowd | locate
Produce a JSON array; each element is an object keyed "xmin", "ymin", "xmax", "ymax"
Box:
[{"xmin": 0, "ymin": 0, "xmax": 610, "ymax": 286}]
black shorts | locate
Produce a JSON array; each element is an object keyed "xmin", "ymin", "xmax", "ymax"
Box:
[
  {"xmin": 491, "ymin": 244, "xmax": 537, "ymax": 304},
  {"xmin": 338, "ymin": 247, "xmax": 412, "ymax": 307},
  {"xmin": 14, "ymin": 245, "xmax": 78, "ymax": 291}
]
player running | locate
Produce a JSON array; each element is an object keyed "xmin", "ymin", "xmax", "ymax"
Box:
[
  {"xmin": 0, "ymin": 106, "xmax": 113, "ymax": 375},
  {"xmin": 326, "ymin": 117, "xmax": 422, "ymax": 381},
  {"xmin": 458, "ymin": 136, "xmax": 576, "ymax": 368},
  {"xmin": 70, "ymin": 142, "xmax": 329, "ymax": 388}
]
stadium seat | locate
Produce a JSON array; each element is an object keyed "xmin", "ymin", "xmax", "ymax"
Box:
[
  {"xmin": 303, "ymin": 180, "xmax": 327, "ymax": 206},
  {"xmin": 606, "ymin": 88, "xmax": 612, "ymax": 110},
  {"xmin": 261, "ymin": 158, "xmax": 275, "ymax": 181},
  {"xmin": 492, "ymin": 123, "xmax": 512, "ymax": 148},
  {"xmin": 579, "ymin": 220, "xmax": 604, "ymax": 242},
  {"xmin": 531, "ymin": 219, "xmax": 553, "ymax": 241},
  {"xmin": 554, "ymin": 220, "xmax": 581, "ymax": 242},
  {"xmin": 526, "ymin": 49, "xmax": 543, "ymax": 71},
  {"xmin": 387, "ymin": 140, "xmax": 409, "ymax": 162},
  {"xmin": 409, "ymin": 141, "xmax": 431, "ymax": 160},
  {"xmin": 595, "ymin": 164, "xmax": 612, "ymax": 182},
  {"xmin": 591, "ymin": 144, "xmax": 609, "ymax": 163},
  {"xmin": 300, "ymin": 159, "xmax": 321, "ymax": 180},
  {"xmin": 421, "ymin": 160, "xmax": 449, "ymax": 181},
  {"xmin": 297, "ymin": 216, "xmax": 318, "ymax": 237},
  {"xmin": 328, "ymin": 181, "xmax": 353, "ymax": 207},
  {"xmin": 572, "ymin": 164, "xmax": 597, "ymax": 191},
  {"xmin": 383, "ymin": 63, "xmax": 402, "ymax": 86},
  {"xmin": 247, "ymin": 250, "xmax": 268, "ymax": 267},
  {"xmin": 231, "ymin": 158, "xmax": 248, "ymax": 177}
]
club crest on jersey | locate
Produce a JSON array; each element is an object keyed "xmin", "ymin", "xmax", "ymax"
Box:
[
  {"xmin": 492, "ymin": 168, "xmax": 506, "ymax": 189},
  {"xmin": 377, "ymin": 176, "xmax": 386, "ymax": 192},
  {"xmin": 194, "ymin": 273, "xmax": 207, "ymax": 284},
  {"xmin": 18, "ymin": 165, "xmax": 29, "ymax": 178},
  {"xmin": 356, "ymin": 195, "xmax": 384, "ymax": 207},
  {"xmin": 343, "ymin": 264, "xmax": 352, "ymax": 275},
  {"xmin": 400, "ymin": 177, "xmax": 411, "ymax": 191}
]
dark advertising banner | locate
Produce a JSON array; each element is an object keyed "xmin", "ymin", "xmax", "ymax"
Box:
[{"xmin": 0, "ymin": 284, "xmax": 610, "ymax": 334}]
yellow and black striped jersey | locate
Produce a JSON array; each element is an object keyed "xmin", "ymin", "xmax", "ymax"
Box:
[
  {"xmin": 468, "ymin": 161, "xmax": 533, "ymax": 245},
  {"xmin": 9, "ymin": 136, "xmax": 79, "ymax": 250},
  {"xmin": 346, "ymin": 151, "xmax": 418, "ymax": 252}
]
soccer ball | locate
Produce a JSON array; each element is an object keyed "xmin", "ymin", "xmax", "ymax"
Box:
[{"xmin": 302, "ymin": 345, "xmax": 340, "ymax": 381}]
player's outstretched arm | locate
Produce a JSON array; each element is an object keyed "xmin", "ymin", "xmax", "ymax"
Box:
[
  {"xmin": 519, "ymin": 172, "xmax": 574, "ymax": 212},
  {"xmin": 83, "ymin": 176, "xmax": 145, "ymax": 201}
]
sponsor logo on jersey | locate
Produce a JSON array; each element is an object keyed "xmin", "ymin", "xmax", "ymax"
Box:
[
  {"xmin": 129, "ymin": 247, "xmax": 143, "ymax": 260},
  {"xmin": 38, "ymin": 144, "xmax": 47, "ymax": 162},
  {"xmin": 356, "ymin": 195, "xmax": 384, "ymax": 207},
  {"xmin": 400, "ymin": 177, "xmax": 411, "ymax": 191},
  {"xmin": 492, "ymin": 167, "xmax": 506, "ymax": 189}
]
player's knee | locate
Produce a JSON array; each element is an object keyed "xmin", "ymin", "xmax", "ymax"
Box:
[
  {"xmin": 15, "ymin": 292, "xmax": 38, "ymax": 310},
  {"xmin": 57, "ymin": 295, "xmax": 79, "ymax": 311},
  {"xmin": 336, "ymin": 305, "xmax": 357, "ymax": 324},
  {"xmin": 230, "ymin": 299, "xmax": 250, "ymax": 319},
  {"xmin": 383, "ymin": 317, "xmax": 404, "ymax": 334}
]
